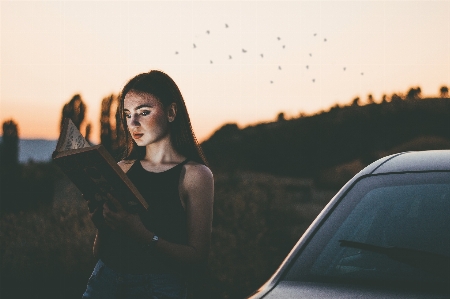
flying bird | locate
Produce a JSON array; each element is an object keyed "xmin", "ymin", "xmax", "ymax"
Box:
[
  {"xmin": 206, "ymin": 30, "xmax": 210, "ymax": 34},
  {"xmin": 309, "ymin": 53, "xmax": 312, "ymax": 57},
  {"xmin": 242, "ymin": 49, "xmax": 247, "ymax": 53},
  {"xmin": 260, "ymin": 54, "xmax": 264, "ymax": 58},
  {"xmin": 361, "ymin": 72, "xmax": 364, "ymax": 75},
  {"xmin": 282, "ymin": 45, "xmax": 285, "ymax": 49},
  {"xmin": 193, "ymin": 44, "xmax": 196, "ymax": 48},
  {"xmin": 343, "ymin": 67, "xmax": 346, "ymax": 71},
  {"xmin": 175, "ymin": 51, "xmax": 179, "ymax": 55},
  {"xmin": 229, "ymin": 55, "xmax": 232, "ymax": 59},
  {"xmin": 314, "ymin": 33, "xmax": 317, "ymax": 36},
  {"xmin": 324, "ymin": 38, "xmax": 327, "ymax": 42},
  {"xmin": 312, "ymin": 79, "xmax": 315, "ymax": 82},
  {"xmin": 278, "ymin": 66, "xmax": 282, "ymax": 70},
  {"xmin": 210, "ymin": 60, "xmax": 213, "ymax": 64},
  {"xmin": 225, "ymin": 23, "xmax": 229, "ymax": 28},
  {"xmin": 270, "ymin": 80, "xmax": 274, "ymax": 84},
  {"xmin": 306, "ymin": 65, "xmax": 309, "ymax": 69},
  {"xmin": 277, "ymin": 37, "xmax": 281, "ymax": 40}
]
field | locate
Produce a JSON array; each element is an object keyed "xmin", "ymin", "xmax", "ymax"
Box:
[{"xmin": 1, "ymin": 165, "xmax": 336, "ymax": 299}]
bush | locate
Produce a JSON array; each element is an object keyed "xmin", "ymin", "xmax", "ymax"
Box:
[
  {"xmin": 208, "ymin": 171, "xmax": 334, "ymax": 298},
  {"xmin": 1, "ymin": 167, "xmax": 336, "ymax": 299},
  {"xmin": 0, "ymin": 178, "xmax": 97, "ymax": 299},
  {"xmin": 0, "ymin": 162, "xmax": 59, "ymax": 213}
]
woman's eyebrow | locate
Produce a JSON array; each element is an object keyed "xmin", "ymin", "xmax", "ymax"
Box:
[
  {"xmin": 124, "ymin": 104, "xmax": 153, "ymax": 112},
  {"xmin": 136, "ymin": 104, "xmax": 153, "ymax": 110}
]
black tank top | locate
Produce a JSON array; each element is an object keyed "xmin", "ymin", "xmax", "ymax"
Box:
[{"xmin": 100, "ymin": 159, "xmax": 189, "ymax": 274}]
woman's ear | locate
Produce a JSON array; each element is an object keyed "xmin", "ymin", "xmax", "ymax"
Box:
[{"xmin": 167, "ymin": 103, "xmax": 177, "ymax": 122}]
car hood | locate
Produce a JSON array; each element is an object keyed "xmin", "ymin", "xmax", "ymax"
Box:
[{"xmin": 257, "ymin": 281, "xmax": 449, "ymax": 299}]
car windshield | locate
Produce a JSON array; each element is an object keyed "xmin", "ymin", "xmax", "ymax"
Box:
[{"xmin": 284, "ymin": 172, "xmax": 450, "ymax": 291}]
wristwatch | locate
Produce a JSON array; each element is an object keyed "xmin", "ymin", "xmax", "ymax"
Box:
[{"xmin": 143, "ymin": 234, "xmax": 159, "ymax": 251}]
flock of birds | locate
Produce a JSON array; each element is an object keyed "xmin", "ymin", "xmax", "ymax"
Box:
[{"xmin": 174, "ymin": 23, "xmax": 365, "ymax": 84}]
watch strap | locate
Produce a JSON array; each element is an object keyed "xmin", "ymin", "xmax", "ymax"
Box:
[{"xmin": 143, "ymin": 234, "xmax": 159, "ymax": 251}]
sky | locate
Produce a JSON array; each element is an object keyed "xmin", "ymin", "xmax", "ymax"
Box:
[{"xmin": 1, "ymin": 0, "xmax": 449, "ymax": 143}]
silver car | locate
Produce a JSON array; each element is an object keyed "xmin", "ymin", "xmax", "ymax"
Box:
[{"xmin": 248, "ymin": 150, "xmax": 450, "ymax": 299}]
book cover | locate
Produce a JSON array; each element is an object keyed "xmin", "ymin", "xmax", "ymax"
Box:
[{"xmin": 52, "ymin": 118, "xmax": 148, "ymax": 213}]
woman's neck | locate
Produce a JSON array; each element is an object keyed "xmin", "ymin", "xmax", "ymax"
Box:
[{"xmin": 143, "ymin": 137, "xmax": 184, "ymax": 165}]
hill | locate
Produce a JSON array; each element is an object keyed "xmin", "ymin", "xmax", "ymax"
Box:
[
  {"xmin": 201, "ymin": 97, "xmax": 450, "ymax": 182},
  {"xmin": 0, "ymin": 137, "xmax": 57, "ymax": 163}
]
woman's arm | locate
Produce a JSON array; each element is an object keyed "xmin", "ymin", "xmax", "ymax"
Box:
[
  {"xmin": 160, "ymin": 163, "xmax": 214, "ymax": 263},
  {"xmin": 102, "ymin": 162, "xmax": 214, "ymax": 265},
  {"xmin": 87, "ymin": 160, "xmax": 136, "ymax": 257}
]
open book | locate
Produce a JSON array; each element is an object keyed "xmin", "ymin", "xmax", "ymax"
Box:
[{"xmin": 52, "ymin": 118, "xmax": 148, "ymax": 213}]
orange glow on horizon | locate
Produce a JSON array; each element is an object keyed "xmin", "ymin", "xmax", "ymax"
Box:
[{"xmin": 1, "ymin": 1, "xmax": 449, "ymax": 143}]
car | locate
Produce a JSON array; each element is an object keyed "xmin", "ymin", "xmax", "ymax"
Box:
[{"xmin": 248, "ymin": 150, "xmax": 450, "ymax": 299}]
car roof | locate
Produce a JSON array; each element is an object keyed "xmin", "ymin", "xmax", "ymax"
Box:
[{"xmin": 360, "ymin": 150, "xmax": 450, "ymax": 175}]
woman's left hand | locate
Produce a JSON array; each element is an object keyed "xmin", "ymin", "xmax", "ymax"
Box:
[{"xmin": 102, "ymin": 194, "xmax": 146, "ymax": 236}]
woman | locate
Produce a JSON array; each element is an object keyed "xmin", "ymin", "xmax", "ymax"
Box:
[{"xmin": 82, "ymin": 70, "xmax": 214, "ymax": 299}]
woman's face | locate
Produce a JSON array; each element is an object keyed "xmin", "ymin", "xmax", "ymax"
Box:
[{"xmin": 123, "ymin": 91, "xmax": 171, "ymax": 147}]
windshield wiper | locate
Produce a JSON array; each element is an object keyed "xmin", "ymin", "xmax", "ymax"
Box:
[{"xmin": 339, "ymin": 239, "xmax": 450, "ymax": 277}]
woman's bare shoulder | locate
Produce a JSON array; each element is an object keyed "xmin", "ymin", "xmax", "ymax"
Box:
[
  {"xmin": 183, "ymin": 161, "xmax": 214, "ymax": 189},
  {"xmin": 181, "ymin": 161, "xmax": 214, "ymax": 203},
  {"xmin": 183, "ymin": 161, "xmax": 214, "ymax": 181},
  {"xmin": 117, "ymin": 159, "xmax": 136, "ymax": 173}
]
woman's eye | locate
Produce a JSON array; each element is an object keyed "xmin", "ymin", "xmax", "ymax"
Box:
[
  {"xmin": 140, "ymin": 111, "xmax": 150, "ymax": 116},
  {"xmin": 124, "ymin": 114, "xmax": 131, "ymax": 119}
]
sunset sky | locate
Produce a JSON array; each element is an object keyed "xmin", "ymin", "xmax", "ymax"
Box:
[{"xmin": 1, "ymin": 0, "xmax": 449, "ymax": 143}]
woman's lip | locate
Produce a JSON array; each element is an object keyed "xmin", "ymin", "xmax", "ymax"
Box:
[{"xmin": 133, "ymin": 133, "xmax": 143, "ymax": 139}]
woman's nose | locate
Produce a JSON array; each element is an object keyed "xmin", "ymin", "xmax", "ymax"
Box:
[{"xmin": 129, "ymin": 114, "xmax": 140, "ymax": 126}]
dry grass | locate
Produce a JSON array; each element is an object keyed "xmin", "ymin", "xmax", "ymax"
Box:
[
  {"xmin": 1, "ymin": 179, "xmax": 97, "ymax": 298},
  {"xmin": 208, "ymin": 171, "xmax": 335, "ymax": 298},
  {"xmin": 1, "ymin": 169, "xmax": 336, "ymax": 299}
]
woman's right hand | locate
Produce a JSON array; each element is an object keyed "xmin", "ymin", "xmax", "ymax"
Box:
[
  {"xmin": 83, "ymin": 193, "xmax": 107, "ymax": 230},
  {"xmin": 90, "ymin": 204, "xmax": 108, "ymax": 230}
]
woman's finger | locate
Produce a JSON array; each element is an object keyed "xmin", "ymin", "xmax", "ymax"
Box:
[
  {"xmin": 106, "ymin": 193, "xmax": 124, "ymax": 212},
  {"xmin": 103, "ymin": 201, "xmax": 111, "ymax": 216},
  {"xmin": 88, "ymin": 200, "xmax": 98, "ymax": 213},
  {"xmin": 102, "ymin": 202, "xmax": 118, "ymax": 228},
  {"xmin": 102, "ymin": 207, "xmax": 112, "ymax": 229}
]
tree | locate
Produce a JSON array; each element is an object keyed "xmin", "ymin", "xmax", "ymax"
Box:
[
  {"xmin": 277, "ymin": 112, "xmax": 286, "ymax": 122},
  {"xmin": 391, "ymin": 93, "xmax": 402, "ymax": 102},
  {"xmin": 329, "ymin": 104, "xmax": 341, "ymax": 112},
  {"xmin": 351, "ymin": 97, "xmax": 360, "ymax": 106},
  {"xmin": 100, "ymin": 94, "xmax": 119, "ymax": 155},
  {"xmin": 440, "ymin": 85, "xmax": 449, "ymax": 98},
  {"xmin": 0, "ymin": 119, "xmax": 19, "ymax": 168},
  {"xmin": 1, "ymin": 119, "xmax": 56, "ymax": 213},
  {"xmin": 85, "ymin": 122, "xmax": 92, "ymax": 144},
  {"xmin": 60, "ymin": 94, "xmax": 86, "ymax": 132},
  {"xmin": 416, "ymin": 87, "xmax": 422, "ymax": 99},
  {"xmin": 367, "ymin": 94, "xmax": 374, "ymax": 104},
  {"xmin": 381, "ymin": 94, "xmax": 388, "ymax": 103},
  {"xmin": 0, "ymin": 119, "xmax": 21, "ymax": 213},
  {"xmin": 406, "ymin": 87, "xmax": 421, "ymax": 100}
]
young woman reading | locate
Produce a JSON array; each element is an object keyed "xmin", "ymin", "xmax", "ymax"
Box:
[{"xmin": 82, "ymin": 70, "xmax": 214, "ymax": 299}]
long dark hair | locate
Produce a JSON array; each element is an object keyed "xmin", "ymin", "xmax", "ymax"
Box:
[{"xmin": 116, "ymin": 70, "xmax": 208, "ymax": 165}]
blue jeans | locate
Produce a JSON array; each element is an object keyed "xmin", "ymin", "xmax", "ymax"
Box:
[{"xmin": 82, "ymin": 260, "xmax": 187, "ymax": 299}]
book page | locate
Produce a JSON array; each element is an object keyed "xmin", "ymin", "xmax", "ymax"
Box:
[{"xmin": 56, "ymin": 118, "xmax": 90, "ymax": 152}]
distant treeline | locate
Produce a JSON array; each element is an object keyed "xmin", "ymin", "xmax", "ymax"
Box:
[
  {"xmin": 2, "ymin": 85, "xmax": 449, "ymax": 186},
  {"xmin": 201, "ymin": 97, "xmax": 450, "ymax": 181},
  {"xmin": 1, "ymin": 86, "xmax": 450, "ymax": 298}
]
